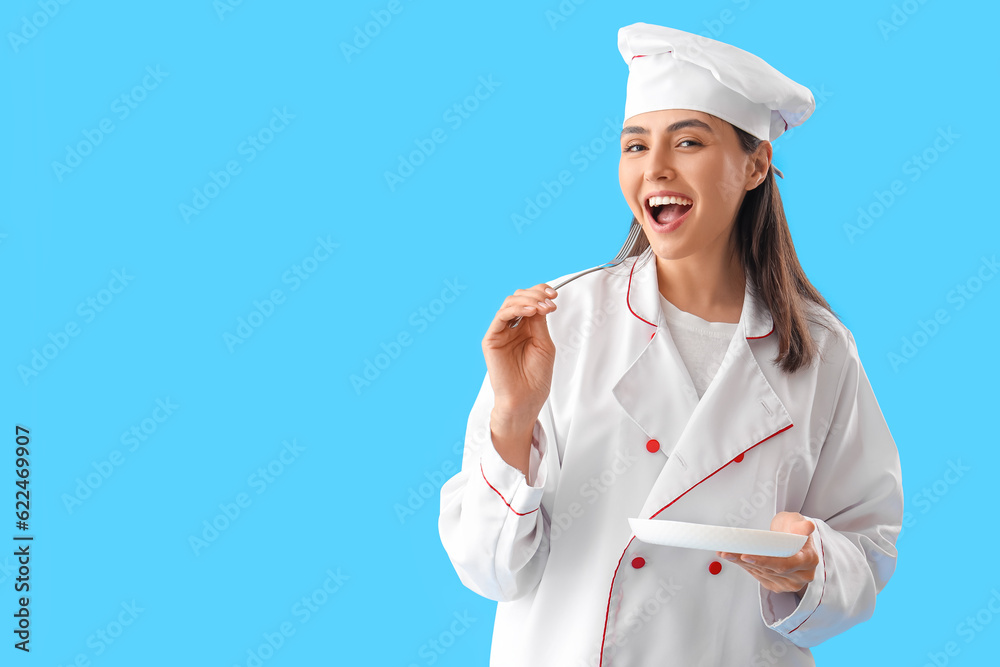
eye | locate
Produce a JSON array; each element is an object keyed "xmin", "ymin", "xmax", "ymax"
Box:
[
  {"xmin": 678, "ymin": 139, "xmax": 702, "ymax": 148},
  {"xmin": 623, "ymin": 142, "xmax": 646, "ymax": 153}
]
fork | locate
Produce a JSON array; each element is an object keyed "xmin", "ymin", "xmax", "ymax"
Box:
[{"xmin": 508, "ymin": 218, "xmax": 644, "ymax": 329}]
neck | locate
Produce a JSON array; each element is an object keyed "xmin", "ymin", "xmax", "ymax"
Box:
[{"xmin": 654, "ymin": 244, "xmax": 745, "ymax": 324}]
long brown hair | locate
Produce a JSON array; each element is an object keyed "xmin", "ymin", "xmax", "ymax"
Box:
[{"xmin": 621, "ymin": 124, "xmax": 838, "ymax": 373}]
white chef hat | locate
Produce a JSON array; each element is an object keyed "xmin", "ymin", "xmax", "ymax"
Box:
[{"xmin": 617, "ymin": 23, "xmax": 815, "ymax": 143}]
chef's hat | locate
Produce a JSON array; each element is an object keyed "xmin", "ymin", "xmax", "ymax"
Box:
[{"xmin": 618, "ymin": 23, "xmax": 815, "ymax": 142}]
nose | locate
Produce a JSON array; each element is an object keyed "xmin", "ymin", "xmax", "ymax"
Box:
[{"xmin": 643, "ymin": 143, "xmax": 676, "ymax": 182}]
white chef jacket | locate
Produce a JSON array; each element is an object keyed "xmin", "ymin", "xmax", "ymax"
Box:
[{"xmin": 438, "ymin": 249, "xmax": 903, "ymax": 666}]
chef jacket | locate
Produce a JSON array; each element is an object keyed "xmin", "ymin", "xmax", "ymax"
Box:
[{"xmin": 438, "ymin": 249, "xmax": 903, "ymax": 666}]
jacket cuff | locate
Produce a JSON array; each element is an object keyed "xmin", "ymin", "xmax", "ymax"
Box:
[
  {"xmin": 478, "ymin": 419, "xmax": 547, "ymax": 515},
  {"xmin": 758, "ymin": 519, "xmax": 827, "ymax": 642}
]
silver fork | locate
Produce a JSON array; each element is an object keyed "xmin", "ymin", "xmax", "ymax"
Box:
[{"xmin": 508, "ymin": 219, "xmax": 644, "ymax": 329}]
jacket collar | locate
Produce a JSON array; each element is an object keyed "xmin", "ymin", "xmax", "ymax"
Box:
[
  {"xmin": 611, "ymin": 248, "xmax": 793, "ymax": 519},
  {"xmin": 622, "ymin": 247, "xmax": 775, "ymax": 340}
]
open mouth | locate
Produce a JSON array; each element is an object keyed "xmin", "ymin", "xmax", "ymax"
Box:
[{"xmin": 646, "ymin": 195, "xmax": 693, "ymax": 226}]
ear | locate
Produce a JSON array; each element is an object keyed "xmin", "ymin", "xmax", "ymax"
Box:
[{"xmin": 746, "ymin": 140, "xmax": 773, "ymax": 190}]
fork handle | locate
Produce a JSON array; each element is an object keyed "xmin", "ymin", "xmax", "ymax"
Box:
[{"xmin": 506, "ymin": 265, "xmax": 608, "ymax": 329}]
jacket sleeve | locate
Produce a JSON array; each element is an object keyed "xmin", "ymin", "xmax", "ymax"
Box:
[
  {"xmin": 759, "ymin": 331, "xmax": 904, "ymax": 646},
  {"xmin": 438, "ymin": 371, "xmax": 554, "ymax": 602}
]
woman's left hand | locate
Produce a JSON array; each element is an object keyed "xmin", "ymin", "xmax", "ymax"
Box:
[{"xmin": 716, "ymin": 512, "xmax": 819, "ymax": 595}]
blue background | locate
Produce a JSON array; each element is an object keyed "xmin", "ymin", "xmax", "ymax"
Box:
[{"xmin": 3, "ymin": 0, "xmax": 997, "ymax": 665}]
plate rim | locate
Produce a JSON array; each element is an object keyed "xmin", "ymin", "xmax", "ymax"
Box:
[{"xmin": 627, "ymin": 517, "xmax": 808, "ymax": 554}]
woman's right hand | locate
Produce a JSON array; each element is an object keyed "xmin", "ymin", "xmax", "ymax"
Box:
[{"xmin": 482, "ymin": 284, "xmax": 559, "ymax": 426}]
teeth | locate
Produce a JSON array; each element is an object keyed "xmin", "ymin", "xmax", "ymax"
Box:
[{"xmin": 647, "ymin": 195, "xmax": 693, "ymax": 207}]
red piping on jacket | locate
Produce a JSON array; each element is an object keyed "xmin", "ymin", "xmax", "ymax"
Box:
[
  {"xmin": 648, "ymin": 424, "xmax": 792, "ymax": 520},
  {"xmin": 626, "ymin": 256, "xmax": 776, "ymax": 339},
  {"xmin": 480, "ymin": 463, "xmax": 538, "ymax": 516},
  {"xmin": 597, "ymin": 423, "xmax": 793, "ymax": 666},
  {"xmin": 625, "ymin": 256, "xmax": 658, "ymax": 328},
  {"xmin": 599, "ymin": 534, "xmax": 636, "ymax": 661},
  {"xmin": 746, "ymin": 326, "xmax": 775, "ymax": 340},
  {"xmin": 630, "ymin": 51, "xmax": 672, "ymax": 61}
]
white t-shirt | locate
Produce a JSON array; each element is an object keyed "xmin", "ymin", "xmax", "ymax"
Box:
[{"xmin": 658, "ymin": 293, "xmax": 739, "ymax": 400}]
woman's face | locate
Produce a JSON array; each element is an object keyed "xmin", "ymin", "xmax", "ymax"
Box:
[{"xmin": 618, "ymin": 109, "xmax": 769, "ymax": 264}]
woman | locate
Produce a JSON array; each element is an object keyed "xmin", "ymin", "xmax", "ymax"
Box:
[{"xmin": 439, "ymin": 23, "xmax": 902, "ymax": 666}]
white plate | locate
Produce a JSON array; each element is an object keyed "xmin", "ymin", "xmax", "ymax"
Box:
[{"xmin": 628, "ymin": 518, "xmax": 807, "ymax": 557}]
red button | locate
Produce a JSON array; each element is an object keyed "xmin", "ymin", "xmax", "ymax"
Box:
[
  {"xmin": 734, "ymin": 453, "xmax": 745, "ymax": 463},
  {"xmin": 708, "ymin": 561, "xmax": 722, "ymax": 575},
  {"xmin": 646, "ymin": 439, "xmax": 660, "ymax": 453},
  {"xmin": 631, "ymin": 557, "xmax": 645, "ymax": 569}
]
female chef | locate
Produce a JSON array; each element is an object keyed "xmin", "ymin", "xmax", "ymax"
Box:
[{"xmin": 439, "ymin": 23, "xmax": 903, "ymax": 667}]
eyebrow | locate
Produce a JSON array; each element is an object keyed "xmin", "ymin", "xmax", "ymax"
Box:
[{"xmin": 620, "ymin": 118, "xmax": 715, "ymax": 138}]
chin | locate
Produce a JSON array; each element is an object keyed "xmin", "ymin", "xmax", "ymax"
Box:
[
  {"xmin": 649, "ymin": 246, "xmax": 691, "ymax": 262},
  {"xmin": 644, "ymin": 236, "xmax": 690, "ymax": 261}
]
